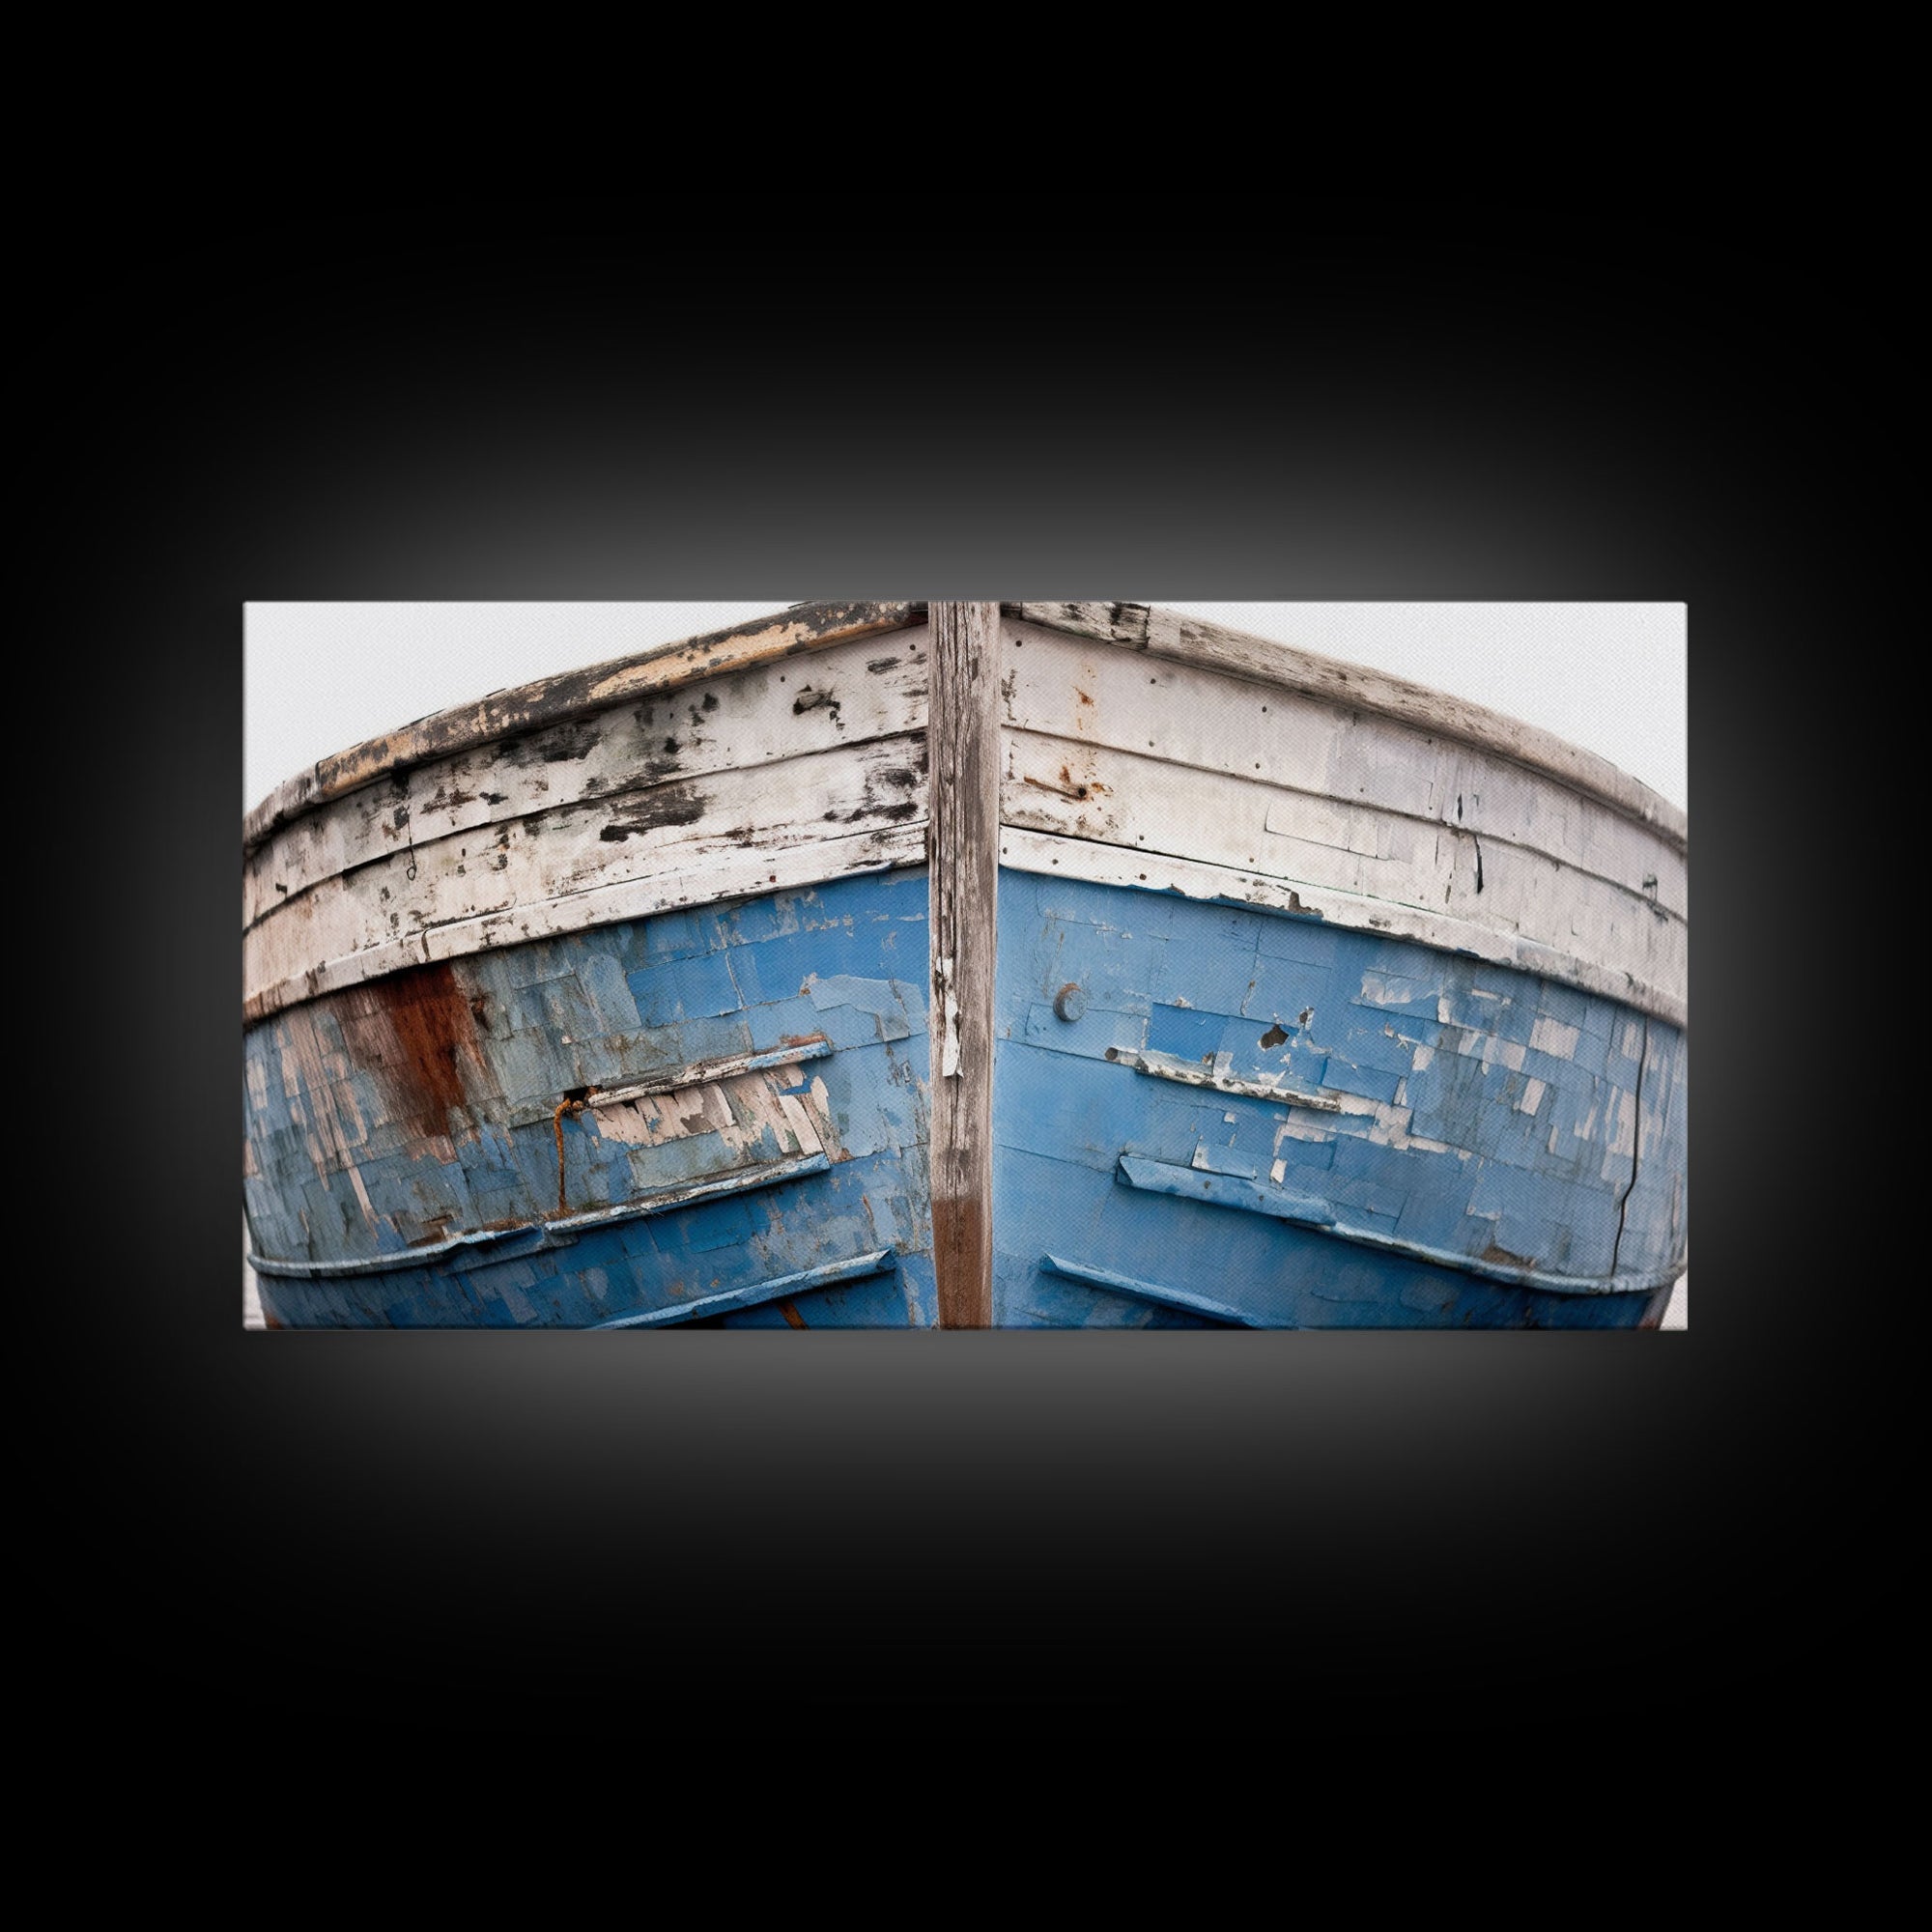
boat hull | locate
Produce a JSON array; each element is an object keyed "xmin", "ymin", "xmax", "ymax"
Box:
[
  {"xmin": 242, "ymin": 601, "xmax": 1688, "ymax": 1328},
  {"xmin": 990, "ymin": 869, "xmax": 1685, "ymax": 1329},
  {"xmin": 245, "ymin": 867, "xmax": 940, "ymax": 1327}
]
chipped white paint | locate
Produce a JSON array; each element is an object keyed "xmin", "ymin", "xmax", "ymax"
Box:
[
  {"xmin": 1115, "ymin": 1047, "xmax": 1344, "ymax": 1110},
  {"xmin": 996, "ymin": 613, "xmax": 1686, "ymax": 1028},
  {"xmin": 806, "ymin": 1076, "xmax": 848, "ymax": 1163},
  {"xmin": 1011, "ymin": 604, "xmax": 1683, "ymax": 842},
  {"xmin": 1529, "ymin": 1015, "xmax": 1582, "ymax": 1060},
  {"xmin": 1606, "ymin": 1090, "xmax": 1638, "ymax": 1163},
  {"xmin": 586, "ymin": 1037, "xmax": 831, "ymax": 1108},
  {"xmin": 245, "ymin": 733, "xmax": 927, "ymax": 1023},
  {"xmin": 246, "ymin": 821, "xmax": 926, "ymax": 1025},
  {"xmin": 1324, "ymin": 1089, "xmax": 1467, "ymax": 1157},
  {"xmin": 245, "ymin": 604, "xmax": 1687, "ymax": 1098},
  {"xmin": 245, "ymin": 608, "xmax": 930, "ymax": 1026},
  {"xmin": 591, "ymin": 1065, "xmax": 832, "ymax": 1172},
  {"xmin": 1000, "ymin": 827, "xmax": 1685, "ymax": 1032},
  {"xmin": 246, "ymin": 603, "xmax": 921, "ymax": 847},
  {"xmin": 243, "ymin": 633, "xmax": 928, "ymax": 927},
  {"xmin": 935, "ymin": 957, "xmax": 962, "ymax": 1077}
]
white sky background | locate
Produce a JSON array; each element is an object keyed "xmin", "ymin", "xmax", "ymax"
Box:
[
  {"xmin": 243, "ymin": 603, "xmax": 1687, "ymax": 819},
  {"xmin": 242, "ymin": 600, "xmax": 1688, "ymax": 1330}
]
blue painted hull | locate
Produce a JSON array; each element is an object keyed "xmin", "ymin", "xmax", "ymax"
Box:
[
  {"xmin": 242, "ymin": 602, "xmax": 1687, "ymax": 1328},
  {"xmin": 990, "ymin": 869, "xmax": 1686, "ymax": 1329},
  {"xmin": 243, "ymin": 866, "xmax": 1685, "ymax": 1329},
  {"xmin": 245, "ymin": 868, "xmax": 940, "ymax": 1328}
]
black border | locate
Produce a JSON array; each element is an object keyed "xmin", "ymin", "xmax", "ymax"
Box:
[{"xmin": 50, "ymin": 198, "xmax": 1847, "ymax": 1750}]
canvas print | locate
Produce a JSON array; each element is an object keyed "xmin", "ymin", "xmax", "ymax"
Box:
[{"xmin": 242, "ymin": 602, "xmax": 1688, "ymax": 1330}]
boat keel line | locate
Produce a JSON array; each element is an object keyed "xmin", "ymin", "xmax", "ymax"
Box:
[{"xmin": 927, "ymin": 603, "xmax": 1000, "ymax": 1327}]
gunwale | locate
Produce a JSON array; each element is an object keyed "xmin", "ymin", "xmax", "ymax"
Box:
[
  {"xmin": 244, "ymin": 599, "xmax": 1686, "ymax": 855},
  {"xmin": 242, "ymin": 600, "xmax": 1687, "ymax": 1029}
]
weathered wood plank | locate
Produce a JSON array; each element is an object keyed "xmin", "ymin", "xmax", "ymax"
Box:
[
  {"xmin": 992, "ymin": 615, "xmax": 1687, "ymax": 1021},
  {"xmin": 928, "ymin": 603, "xmax": 1000, "ymax": 1328},
  {"xmin": 244, "ymin": 632, "xmax": 929, "ymax": 927},
  {"xmin": 1006, "ymin": 602, "xmax": 1686, "ymax": 851},
  {"xmin": 997, "ymin": 826, "xmax": 1687, "ymax": 1030},
  {"xmin": 244, "ymin": 822, "xmax": 927, "ymax": 1026},
  {"xmin": 998, "ymin": 729, "xmax": 1685, "ymax": 1005},
  {"xmin": 244, "ymin": 600, "xmax": 923, "ymax": 851},
  {"xmin": 244, "ymin": 731, "xmax": 927, "ymax": 1020},
  {"xmin": 997, "ymin": 617, "xmax": 1686, "ymax": 913}
]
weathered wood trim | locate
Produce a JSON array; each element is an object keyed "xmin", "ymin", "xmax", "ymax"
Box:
[
  {"xmin": 244, "ymin": 600, "xmax": 926, "ymax": 853},
  {"xmin": 246, "ymin": 1151, "xmax": 837, "ymax": 1278},
  {"xmin": 1039, "ymin": 1254, "xmax": 1263, "ymax": 1327},
  {"xmin": 928, "ymin": 603, "xmax": 1000, "ymax": 1328},
  {"xmin": 996, "ymin": 621, "xmax": 1686, "ymax": 916},
  {"xmin": 586, "ymin": 1037, "xmax": 833, "ymax": 1109},
  {"xmin": 589, "ymin": 1249, "xmax": 896, "ymax": 1328},
  {"xmin": 242, "ymin": 728, "xmax": 929, "ymax": 1016},
  {"xmin": 1115, "ymin": 1154, "xmax": 1686, "ymax": 1296},
  {"xmin": 1111, "ymin": 1047, "xmax": 1346, "ymax": 1111},
  {"xmin": 1005, "ymin": 602, "xmax": 1687, "ymax": 853},
  {"xmin": 244, "ymin": 633, "xmax": 930, "ymax": 926},
  {"xmin": 997, "ymin": 735, "xmax": 1686, "ymax": 1012}
]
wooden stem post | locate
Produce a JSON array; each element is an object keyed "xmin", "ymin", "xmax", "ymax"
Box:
[{"xmin": 927, "ymin": 602, "xmax": 1000, "ymax": 1328}]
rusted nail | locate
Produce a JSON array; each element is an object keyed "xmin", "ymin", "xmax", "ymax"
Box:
[
  {"xmin": 1054, "ymin": 982, "xmax": 1087, "ymax": 1022},
  {"xmin": 552, "ymin": 1091, "xmax": 597, "ymax": 1214}
]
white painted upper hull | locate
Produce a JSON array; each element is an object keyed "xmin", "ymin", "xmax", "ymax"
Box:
[{"xmin": 244, "ymin": 601, "xmax": 1686, "ymax": 1033}]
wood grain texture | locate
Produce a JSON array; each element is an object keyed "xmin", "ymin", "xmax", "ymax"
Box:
[
  {"xmin": 244, "ymin": 600, "xmax": 923, "ymax": 852},
  {"xmin": 1006, "ymin": 602, "xmax": 1686, "ymax": 852},
  {"xmin": 994, "ymin": 616, "xmax": 1688, "ymax": 1025},
  {"xmin": 928, "ymin": 603, "xmax": 999, "ymax": 1328},
  {"xmin": 242, "ymin": 624, "xmax": 931, "ymax": 1025},
  {"xmin": 244, "ymin": 633, "xmax": 929, "ymax": 925}
]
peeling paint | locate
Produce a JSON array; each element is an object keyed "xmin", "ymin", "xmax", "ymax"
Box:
[
  {"xmin": 247, "ymin": 601, "xmax": 1683, "ymax": 1330},
  {"xmin": 1530, "ymin": 1015, "xmax": 1581, "ymax": 1060}
]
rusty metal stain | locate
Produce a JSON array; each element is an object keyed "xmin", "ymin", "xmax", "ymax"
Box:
[
  {"xmin": 553, "ymin": 1093, "xmax": 592, "ymax": 1214},
  {"xmin": 348, "ymin": 960, "xmax": 484, "ymax": 1140},
  {"xmin": 246, "ymin": 602, "xmax": 1685, "ymax": 1330},
  {"xmin": 1023, "ymin": 773, "xmax": 1091, "ymax": 803}
]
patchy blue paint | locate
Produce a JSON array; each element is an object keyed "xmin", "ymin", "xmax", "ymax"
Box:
[
  {"xmin": 243, "ymin": 857, "xmax": 1686, "ymax": 1330},
  {"xmin": 244, "ymin": 867, "xmax": 936, "ymax": 1327},
  {"xmin": 992, "ymin": 869, "xmax": 1687, "ymax": 1329}
]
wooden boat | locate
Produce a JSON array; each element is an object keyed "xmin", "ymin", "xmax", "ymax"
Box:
[{"xmin": 242, "ymin": 602, "xmax": 1687, "ymax": 1328}]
